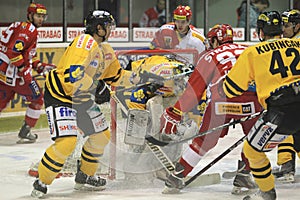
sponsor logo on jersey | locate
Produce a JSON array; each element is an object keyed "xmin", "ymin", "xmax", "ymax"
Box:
[
  {"xmin": 89, "ymin": 60, "xmax": 98, "ymax": 68},
  {"xmin": 257, "ymin": 125, "xmax": 274, "ymax": 147},
  {"xmin": 69, "ymin": 65, "xmax": 84, "ymax": 83},
  {"xmin": 29, "ymin": 80, "xmax": 41, "ymax": 98},
  {"xmin": 86, "ymin": 37, "xmax": 94, "ymax": 50},
  {"xmin": 21, "ymin": 22, "xmax": 27, "ymax": 28},
  {"xmin": 58, "ymin": 107, "xmax": 77, "ymax": 117},
  {"xmin": 13, "ymin": 40, "xmax": 24, "ymax": 52},
  {"xmin": 59, "ymin": 124, "xmax": 78, "ymax": 131},
  {"xmin": 76, "ymin": 34, "xmax": 85, "ymax": 48},
  {"xmin": 215, "ymin": 102, "xmax": 254, "ymax": 115},
  {"xmin": 18, "ymin": 33, "xmax": 29, "ymax": 40},
  {"xmin": 105, "ymin": 53, "xmax": 112, "ymax": 60}
]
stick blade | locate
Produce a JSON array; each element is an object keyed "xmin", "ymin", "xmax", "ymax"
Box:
[
  {"xmin": 145, "ymin": 136, "xmax": 169, "ymax": 146},
  {"xmin": 185, "ymin": 173, "xmax": 221, "ymax": 187}
]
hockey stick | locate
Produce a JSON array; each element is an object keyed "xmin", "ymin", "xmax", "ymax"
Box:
[
  {"xmin": 146, "ymin": 111, "xmax": 264, "ymax": 147},
  {"xmin": 184, "ymin": 135, "xmax": 246, "ymax": 187}
]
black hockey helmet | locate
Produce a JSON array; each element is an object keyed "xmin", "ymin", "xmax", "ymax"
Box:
[
  {"xmin": 281, "ymin": 9, "xmax": 300, "ymax": 24},
  {"xmin": 84, "ymin": 10, "xmax": 115, "ymax": 36},
  {"xmin": 257, "ymin": 11, "xmax": 283, "ymax": 40}
]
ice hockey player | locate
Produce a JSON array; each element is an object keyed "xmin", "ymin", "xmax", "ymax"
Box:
[
  {"xmin": 0, "ymin": 2, "xmax": 55, "ymax": 144},
  {"xmin": 160, "ymin": 24, "xmax": 263, "ymax": 194},
  {"xmin": 31, "ymin": 10, "xmax": 137, "ymax": 198},
  {"xmin": 273, "ymin": 9, "xmax": 300, "ymax": 183},
  {"xmin": 150, "ymin": 5, "xmax": 207, "ymax": 54},
  {"xmin": 223, "ymin": 11, "xmax": 300, "ymax": 200}
]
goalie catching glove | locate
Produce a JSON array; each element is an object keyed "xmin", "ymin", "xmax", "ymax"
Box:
[{"xmin": 160, "ymin": 107, "xmax": 183, "ymax": 140}]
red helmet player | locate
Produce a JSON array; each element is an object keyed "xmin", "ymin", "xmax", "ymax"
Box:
[
  {"xmin": 173, "ymin": 5, "xmax": 192, "ymax": 21},
  {"xmin": 173, "ymin": 5, "xmax": 193, "ymax": 35},
  {"xmin": 207, "ymin": 24, "xmax": 234, "ymax": 48}
]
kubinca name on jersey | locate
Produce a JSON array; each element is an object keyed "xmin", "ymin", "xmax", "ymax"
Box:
[{"xmin": 256, "ymin": 39, "xmax": 300, "ymax": 54}]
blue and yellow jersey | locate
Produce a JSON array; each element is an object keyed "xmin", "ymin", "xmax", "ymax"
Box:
[
  {"xmin": 223, "ymin": 38, "xmax": 300, "ymax": 108},
  {"xmin": 45, "ymin": 34, "xmax": 124, "ymax": 104}
]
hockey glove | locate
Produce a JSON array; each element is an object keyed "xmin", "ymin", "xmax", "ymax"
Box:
[
  {"xmin": 17, "ymin": 65, "xmax": 32, "ymax": 85},
  {"xmin": 160, "ymin": 107, "xmax": 182, "ymax": 136},
  {"xmin": 95, "ymin": 80, "xmax": 111, "ymax": 104},
  {"xmin": 36, "ymin": 63, "xmax": 56, "ymax": 77}
]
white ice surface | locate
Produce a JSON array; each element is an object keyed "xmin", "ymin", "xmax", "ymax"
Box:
[{"xmin": 0, "ymin": 125, "xmax": 299, "ymax": 200}]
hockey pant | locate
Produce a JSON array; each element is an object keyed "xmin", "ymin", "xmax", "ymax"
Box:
[
  {"xmin": 38, "ymin": 101, "xmax": 110, "ymax": 185},
  {"xmin": 179, "ymin": 96, "xmax": 262, "ymax": 177},
  {"xmin": 0, "ymin": 79, "xmax": 43, "ymax": 127}
]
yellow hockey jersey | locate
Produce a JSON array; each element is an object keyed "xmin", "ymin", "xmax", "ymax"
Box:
[
  {"xmin": 223, "ymin": 38, "xmax": 300, "ymax": 109},
  {"xmin": 45, "ymin": 34, "xmax": 125, "ymax": 104}
]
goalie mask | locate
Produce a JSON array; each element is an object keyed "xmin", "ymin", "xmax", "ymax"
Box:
[
  {"xmin": 84, "ymin": 10, "xmax": 116, "ymax": 41},
  {"xmin": 207, "ymin": 24, "xmax": 233, "ymax": 47},
  {"xmin": 257, "ymin": 11, "xmax": 283, "ymax": 41}
]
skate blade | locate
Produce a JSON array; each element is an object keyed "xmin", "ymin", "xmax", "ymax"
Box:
[
  {"xmin": 16, "ymin": 138, "xmax": 36, "ymax": 144},
  {"xmin": 231, "ymin": 186, "xmax": 257, "ymax": 195},
  {"xmin": 31, "ymin": 189, "xmax": 45, "ymax": 198},
  {"xmin": 276, "ymin": 174, "xmax": 295, "ymax": 183},
  {"xmin": 162, "ymin": 186, "xmax": 181, "ymax": 194},
  {"xmin": 74, "ymin": 183, "xmax": 106, "ymax": 191}
]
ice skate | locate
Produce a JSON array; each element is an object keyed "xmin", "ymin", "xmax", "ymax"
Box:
[
  {"xmin": 243, "ymin": 188, "xmax": 276, "ymax": 200},
  {"xmin": 232, "ymin": 160, "xmax": 257, "ymax": 195},
  {"xmin": 162, "ymin": 163, "xmax": 185, "ymax": 194},
  {"xmin": 16, "ymin": 122, "xmax": 38, "ymax": 144},
  {"xmin": 273, "ymin": 159, "xmax": 295, "ymax": 183},
  {"xmin": 74, "ymin": 169, "xmax": 106, "ymax": 191},
  {"xmin": 31, "ymin": 179, "xmax": 47, "ymax": 198}
]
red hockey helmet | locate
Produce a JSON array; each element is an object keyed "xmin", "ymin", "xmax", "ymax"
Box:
[
  {"xmin": 27, "ymin": 3, "xmax": 47, "ymax": 19},
  {"xmin": 207, "ymin": 24, "xmax": 234, "ymax": 45},
  {"xmin": 173, "ymin": 5, "xmax": 192, "ymax": 21}
]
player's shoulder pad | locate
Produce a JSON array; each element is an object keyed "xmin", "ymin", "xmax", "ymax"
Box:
[{"xmin": 189, "ymin": 26, "xmax": 205, "ymax": 42}]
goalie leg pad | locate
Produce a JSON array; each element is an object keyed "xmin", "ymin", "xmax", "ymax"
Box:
[
  {"xmin": 124, "ymin": 109, "xmax": 150, "ymax": 145},
  {"xmin": 247, "ymin": 110, "xmax": 288, "ymax": 152},
  {"xmin": 146, "ymin": 95, "xmax": 164, "ymax": 135}
]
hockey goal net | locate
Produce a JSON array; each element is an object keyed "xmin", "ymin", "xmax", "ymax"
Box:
[{"xmin": 28, "ymin": 48, "xmax": 199, "ymax": 180}]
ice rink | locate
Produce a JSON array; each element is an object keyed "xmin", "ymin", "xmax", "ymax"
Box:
[{"xmin": 0, "ymin": 125, "xmax": 300, "ymax": 200}]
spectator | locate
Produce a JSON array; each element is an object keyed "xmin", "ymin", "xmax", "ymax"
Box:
[
  {"xmin": 237, "ymin": 0, "xmax": 269, "ymax": 28},
  {"xmin": 139, "ymin": 0, "xmax": 166, "ymax": 27},
  {"xmin": 294, "ymin": 0, "xmax": 300, "ymax": 10}
]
